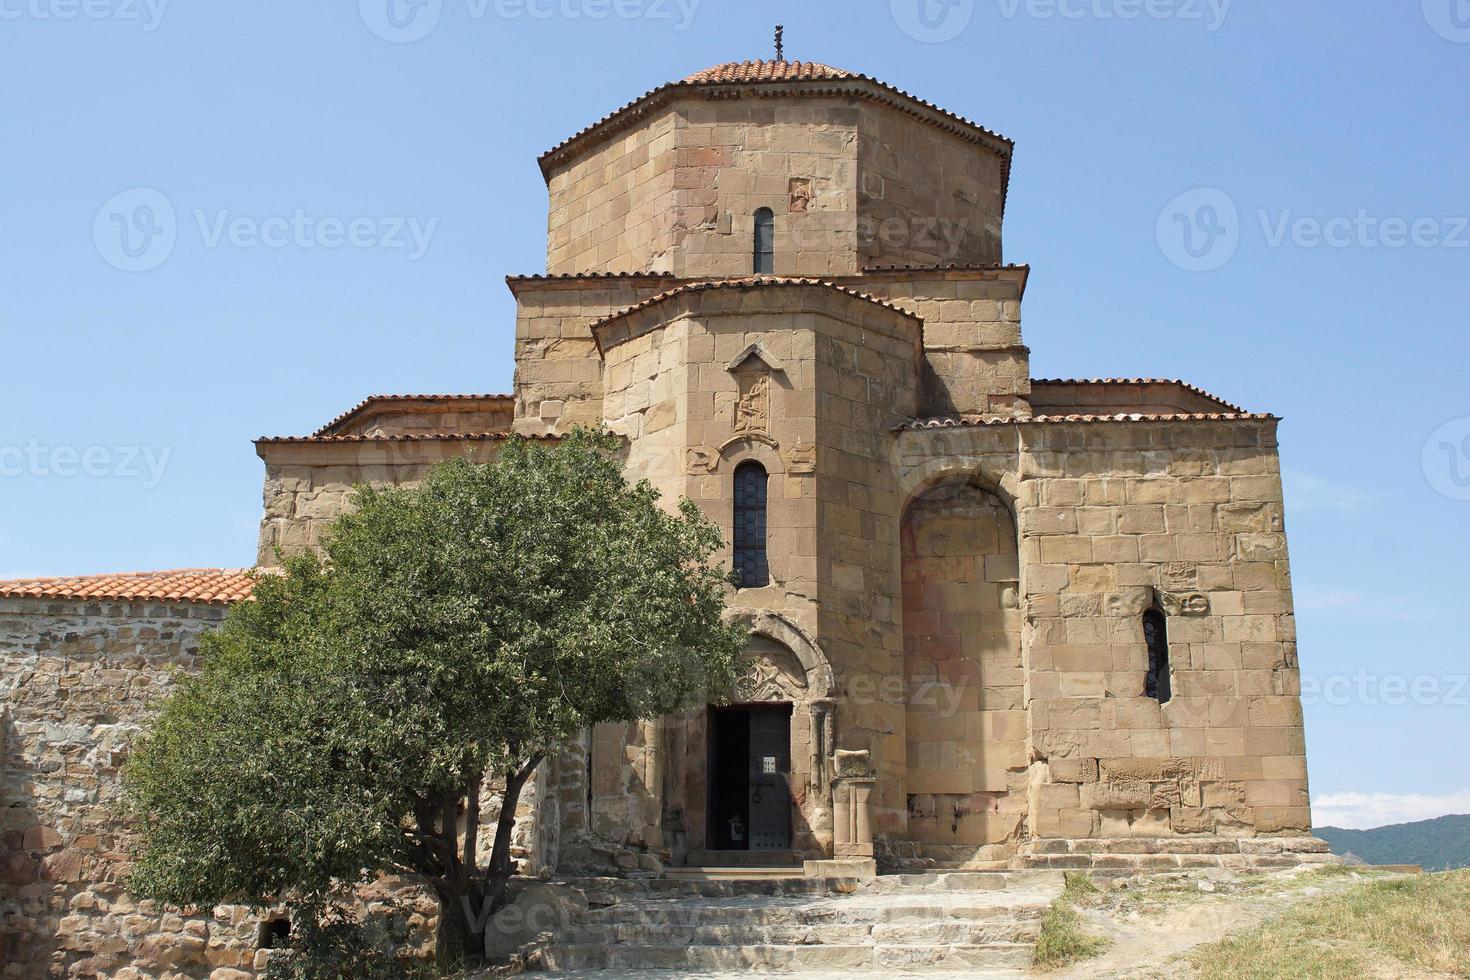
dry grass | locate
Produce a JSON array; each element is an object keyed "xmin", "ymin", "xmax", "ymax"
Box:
[
  {"xmin": 1187, "ymin": 869, "xmax": 1470, "ymax": 979},
  {"xmin": 1033, "ymin": 871, "xmax": 1111, "ymax": 970}
]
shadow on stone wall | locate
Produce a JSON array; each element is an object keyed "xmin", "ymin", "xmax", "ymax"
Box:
[{"xmin": 0, "ymin": 704, "xmax": 60, "ymax": 976}]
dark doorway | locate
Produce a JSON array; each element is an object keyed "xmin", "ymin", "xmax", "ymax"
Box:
[{"xmin": 707, "ymin": 704, "xmax": 792, "ymax": 851}]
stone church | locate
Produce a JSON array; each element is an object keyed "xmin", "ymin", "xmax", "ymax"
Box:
[{"xmin": 1, "ymin": 55, "xmax": 1325, "ymax": 975}]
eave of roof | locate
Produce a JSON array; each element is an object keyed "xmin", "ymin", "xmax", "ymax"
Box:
[
  {"xmin": 256, "ymin": 432, "xmax": 535, "ymax": 446},
  {"xmin": 0, "ymin": 569, "xmax": 258, "ymax": 606},
  {"xmin": 895, "ymin": 412, "xmax": 1278, "ymax": 431},
  {"xmin": 538, "ymin": 69, "xmax": 1013, "ymax": 195},
  {"xmin": 586, "ymin": 276, "xmax": 923, "ymax": 355}
]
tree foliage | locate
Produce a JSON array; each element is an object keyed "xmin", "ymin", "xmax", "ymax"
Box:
[{"xmin": 123, "ymin": 429, "xmax": 750, "ymax": 966}]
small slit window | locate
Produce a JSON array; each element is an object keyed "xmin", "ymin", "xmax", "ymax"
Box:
[
  {"xmin": 753, "ymin": 208, "xmax": 774, "ymax": 274},
  {"xmin": 1143, "ymin": 608, "xmax": 1172, "ymax": 703},
  {"xmin": 733, "ymin": 461, "xmax": 769, "ymax": 588}
]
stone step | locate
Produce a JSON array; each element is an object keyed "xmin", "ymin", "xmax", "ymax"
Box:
[
  {"xmin": 663, "ymin": 865, "xmax": 806, "ymax": 881},
  {"xmin": 562, "ymin": 918, "xmax": 1042, "ymax": 947},
  {"xmin": 583, "ymin": 898, "xmax": 1048, "ymax": 928},
  {"xmin": 537, "ymin": 941, "xmax": 1036, "ymax": 973}
]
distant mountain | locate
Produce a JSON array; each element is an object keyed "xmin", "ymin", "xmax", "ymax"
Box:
[{"xmin": 1316, "ymin": 813, "xmax": 1470, "ymax": 871}]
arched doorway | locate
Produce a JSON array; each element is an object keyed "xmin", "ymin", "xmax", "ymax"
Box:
[{"xmin": 681, "ymin": 613, "xmax": 836, "ymax": 864}]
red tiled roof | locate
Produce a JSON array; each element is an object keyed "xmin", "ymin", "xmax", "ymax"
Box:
[
  {"xmin": 862, "ymin": 263, "xmax": 1028, "ymax": 273},
  {"xmin": 1030, "ymin": 378, "xmax": 1246, "ymax": 414},
  {"xmin": 684, "ymin": 60, "xmax": 854, "ymax": 83},
  {"xmin": 312, "ymin": 394, "xmax": 514, "ymax": 437},
  {"xmin": 586, "ymin": 276, "xmax": 921, "ymax": 353},
  {"xmin": 896, "ymin": 412, "xmax": 1277, "ymax": 430},
  {"xmin": 256, "ymin": 432, "xmax": 536, "ymax": 446},
  {"xmin": 0, "ymin": 569, "xmax": 258, "ymax": 606},
  {"xmin": 506, "ymin": 271, "xmax": 679, "ymax": 284}
]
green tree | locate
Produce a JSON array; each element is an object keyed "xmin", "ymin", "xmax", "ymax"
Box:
[{"xmin": 123, "ymin": 430, "xmax": 749, "ymax": 968}]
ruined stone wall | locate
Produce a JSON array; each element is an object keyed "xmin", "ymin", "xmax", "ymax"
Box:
[
  {"xmin": 901, "ymin": 481, "xmax": 1027, "ymax": 862},
  {"xmin": 0, "ymin": 596, "xmax": 265, "ymax": 979},
  {"xmin": 0, "ymin": 594, "xmax": 545, "ymax": 977},
  {"xmin": 856, "ymin": 102, "xmax": 1006, "ymax": 269}
]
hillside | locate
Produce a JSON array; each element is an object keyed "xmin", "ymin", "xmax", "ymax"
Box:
[{"xmin": 1316, "ymin": 813, "xmax": 1470, "ymax": 871}]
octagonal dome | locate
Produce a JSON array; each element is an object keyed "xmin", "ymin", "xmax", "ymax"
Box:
[{"xmin": 540, "ymin": 58, "xmax": 1014, "ymax": 278}]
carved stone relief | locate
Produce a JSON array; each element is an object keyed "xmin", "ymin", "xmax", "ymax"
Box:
[
  {"xmin": 686, "ymin": 447, "xmax": 718, "ymax": 474},
  {"xmin": 786, "ymin": 440, "xmax": 815, "ymax": 474},
  {"xmin": 788, "ymin": 177, "xmax": 813, "ymax": 213},
  {"xmin": 733, "ymin": 372, "xmax": 770, "ymax": 435}
]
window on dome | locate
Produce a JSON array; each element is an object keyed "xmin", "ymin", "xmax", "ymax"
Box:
[{"xmin": 753, "ymin": 208, "xmax": 775, "ymax": 274}]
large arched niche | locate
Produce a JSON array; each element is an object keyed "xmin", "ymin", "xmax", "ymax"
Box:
[{"xmin": 900, "ymin": 475, "xmax": 1029, "ymax": 859}]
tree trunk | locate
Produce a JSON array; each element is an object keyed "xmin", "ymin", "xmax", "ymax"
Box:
[
  {"xmin": 484, "ymin": 753, "xmax": 543, "ymax": 915},
  {"xmin": 429, "ymin": 756, "xmax": 543, "ymax": 967},
  {"xmin": 433, "ymin": 877, "xmax": 486, "ymax": 970}
]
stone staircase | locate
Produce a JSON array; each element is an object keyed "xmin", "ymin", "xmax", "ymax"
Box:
[{"xmin": 524, "ymin": 871, "xmax": 1064, "ymax": 976}]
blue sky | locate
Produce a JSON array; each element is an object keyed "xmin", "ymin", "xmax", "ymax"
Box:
[{"xmin": 1, "ymin": 1, "xmax": 1466, "ymax": 830}]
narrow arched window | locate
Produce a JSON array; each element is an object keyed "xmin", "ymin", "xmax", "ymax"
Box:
[
  {"xmin": 753, "ymin": 208, "xmax": 775, "ymax": 274},
  {"xmin": 1143, "ymin": 608, "xmax": 1172, "ymax": 703},
  {"xmin": 733, "ymin": 461, "xmax": 769, "ymax": 588}
]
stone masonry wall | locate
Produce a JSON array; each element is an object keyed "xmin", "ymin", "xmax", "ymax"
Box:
[
  {"xmin": 857, "ymin": 102, "xmax": 1005, "ymax": 269},
  {"xmin": 901, "ymin": 481, "xmax": 1027, "ymax": 862},
  {"xmin": 894, "ymin": 416, "xmax": 1312, "ymax": 847},
  {"xmin": 0, "ymin": 597, "xmax": 265, "ymax": 979},
  {"xmin": 545, "ymin": 107, "xmax": 680, "ymax": 276},
  {"xmin": 255, "ymin": 439, "xmax": 507, "ymax": 564}
]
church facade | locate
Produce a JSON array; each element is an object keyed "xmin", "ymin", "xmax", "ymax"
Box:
[{"xmin": 1, "ymin": 55, "xmax": 1325, "ymax": 976}]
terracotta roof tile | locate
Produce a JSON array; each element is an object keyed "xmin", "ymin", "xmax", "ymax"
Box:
[
  {"xmin": 0, "ymin": 569, "xmax": 258, "ymax": 606},
  {"xmin": 895, "ymin": 412, "xmax": 1277, "ymax": 431},
  {"xmin": 683, "ymin": 60, "xmax": 854, "ymax": 83},
  {"xmin": 861, "ymin": 262, "xmax": 1028, "ymax": 273},
  {"xmin": 505, "ymin": 271, "xmax": 678, "ymax": 284},
  {"xmin": 587, "ymin": 276, "xmax": 922, "ymax": 353},
  {"xmin": 312, "ymin": 394, "xmax": 514, "ymax": 437},
  {"xmin": 1030, "ymin": 378, "xmax": 1246, "ymax": 414},
  {"xmin": 256, "ymin": 432, "xmax": 539, "ymax": 446}
]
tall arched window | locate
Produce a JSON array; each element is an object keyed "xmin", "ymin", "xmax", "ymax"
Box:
[
  {"xmin": 733, "ymin": 461, "xmax": 769, "ymax": 588},
  {"xmin": 753, "ymin": 208, "xmax": 775, "ymax": 274},
  {"xmin": 1143, "ymin": 608, "xmax": 1172, "ymax": 703}
]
